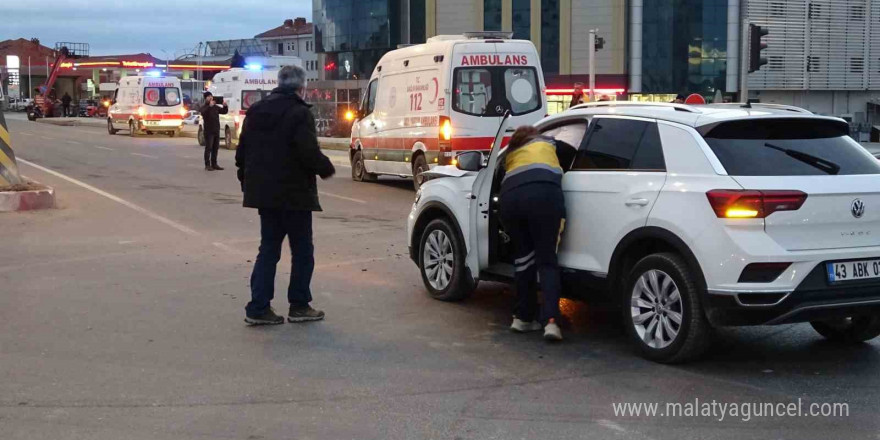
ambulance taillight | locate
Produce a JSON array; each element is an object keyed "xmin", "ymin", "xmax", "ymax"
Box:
[{"xmin": 438, "ymin": 116, "xmax": 453, "ymax": 165}]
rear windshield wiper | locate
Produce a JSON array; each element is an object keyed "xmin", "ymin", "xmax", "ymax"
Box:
[{"xmin": 763, "ymin": 143, "xmax": 841, "ymax": 175}]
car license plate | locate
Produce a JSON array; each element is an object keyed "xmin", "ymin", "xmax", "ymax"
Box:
[{"xmin": 827, "ymin": 259, "xmax": 880, "ymax": 282}]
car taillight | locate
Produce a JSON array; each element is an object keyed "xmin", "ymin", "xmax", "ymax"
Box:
[
  {"xmin": 706, "ymin": 190, "xmax": 807, "ymax": 219},
  {"xmin": 179, "ymin": 107, "xmax": 187, "ymax": 117},
  {"xmin": 137, "ymin": 106, "xmax": 146, "ymax": 117}
]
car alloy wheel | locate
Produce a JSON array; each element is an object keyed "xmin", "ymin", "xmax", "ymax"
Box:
[
  {"xmin": 631, "ymin": 269, "xmax": 683, "ymax": 350},
  {"xmin": 423, "ymin": 229, "xmax": 454, "ymax": 291}
]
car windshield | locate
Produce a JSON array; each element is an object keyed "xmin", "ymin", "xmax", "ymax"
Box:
[
  {"xmin": 143, "ymin": 87, "xmax": 181, "ymax": 107},
  {"xmin": 453, "ymin": 66, "xmax": 540, "ymax": 116},
  {"xmin": 701, "ymin": 119, "xmax": 880, "ymax": 176}
]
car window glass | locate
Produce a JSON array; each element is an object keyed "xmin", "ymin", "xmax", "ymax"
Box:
[
  {"xmin": 541, "ymin": 121, "xmax": 589, "ymax": 171},
  {"xmin": 366, "ymin": 80, "xmax": 378, "ymax": 115},
  {"xmin": 572, "ymin": 118, "xmax": 666, "ymax": 171},
  {"xmin": 454, "ymin": 68, "xmax": 492, "ymax": 115},
  {"xmin": 503, "ymin": 68, "xmax": 539, "ymax": 114},
  {"xmin": 631, "ymin": 123, "xmax": 665, "ymax": 170}
]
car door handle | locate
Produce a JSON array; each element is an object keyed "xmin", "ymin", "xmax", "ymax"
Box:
[{"xmin": 625, "ymin": 198, "xmax": 650, "ymax": 207}]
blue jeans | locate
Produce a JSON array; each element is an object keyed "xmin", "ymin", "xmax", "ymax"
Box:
[{"xmin": 245, "ymin": 209, "xmax": 314, "ymax": 317}]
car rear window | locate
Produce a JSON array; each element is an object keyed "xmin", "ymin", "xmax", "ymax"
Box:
[
  {"xmin": 701, "ymin": 119, "xmax": 880, "ymax": 176},
  {"xmin": 144, "ymin": 87, "xmax": 181, "ymax": 107},
  {"xmin": 453, "ymin": 66, "xmax": 540, "ymax": 117}
]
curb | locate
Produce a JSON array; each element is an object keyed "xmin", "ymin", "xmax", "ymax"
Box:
[
  {"xmin": 37, "ymin": 118, "xmax": 199, "ymax": 138},
  {"xmin": 0, "ymin": 186, "xmax": 56, "ymax": 212}
]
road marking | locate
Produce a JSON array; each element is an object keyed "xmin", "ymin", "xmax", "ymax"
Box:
[
  {"xmin": 131, "ymin": 153, "xmax": 158, "ymax": 159},
  {"xmin": 212, "ymin": 242, "xmax": 239, "ymax": 253},
  {"xmin": 36, "ymin": 135, "xmax": 57, "ymax": 141},
  {"xmin": 94, "ymin": 146, "xmax": 114, "ymax": 151},
  {"xmin": 318, "ymin": 191, "xmax": 366, "ymax": 204},
  {"xmin": 65, "ymin": 140, "xmax": 83, "ymax": 145},
  {"xmin": 17, "ymin": 158, "xmax": 200, "ymax": 236}
]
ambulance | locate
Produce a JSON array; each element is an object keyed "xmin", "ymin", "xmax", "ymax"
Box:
[
  {"xmin": 198, "ymin": 66, "xmax": 280, "ymax": 149},
  {"xmin": 350, "ymin": 31, "xmax": 547, "ymax": 189},
  {"xmin": 107, "ymin": 74, "xmax": 185, "ymax": 137}
]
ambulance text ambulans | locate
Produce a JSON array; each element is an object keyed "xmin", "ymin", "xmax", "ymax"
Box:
[
  {"xmin": 108, "ymin": 75, "xmax": 185, "ymax": 137},
  {"xmin": 199, "ymin": 67, "xmax": 280, "ymax": 149},
  {"xmin": 350, "ymin": 32, "xmax": 547, "ymax": 189}
]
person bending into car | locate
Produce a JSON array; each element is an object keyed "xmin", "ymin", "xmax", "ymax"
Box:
[
  {"xmin": 236, "ymin": 65, "xmax": 336, "ymax": 325},
  {"xmin": 501, "ymin": 126, "xmax": 568, "ymax": 341},
  {"xmin": 200, "ymin": 91, "xmax": 228, "ymax": 171}
]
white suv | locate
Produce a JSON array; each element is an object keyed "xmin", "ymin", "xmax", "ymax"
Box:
[{"xmin": 406, "ymin": 102, "xmax": 880, "ymax": 363}]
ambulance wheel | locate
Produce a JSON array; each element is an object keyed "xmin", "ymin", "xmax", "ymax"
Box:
[
  {"xmin": 352, "ymin": 150, "xmax": 377, "ymax": 182},
  {"xmin": 107, "ymin": 119, "xmax": 117, "ymax": 135},
  {"xmin": 168, "ymin": 130, "xmax": 178, "ymax": 138},
  {"xmin": 197, "ymin": 127, "xmax": 205, "ymax": 146},
  {"xmin": 225, "ymin": 127, "xmax": 233, "ymax": 149},
  {"xmin": 412, "ymin": 154, "xmax": 429, "ymax": 190},
  {"xmin": 129, "ymin": 120, "xmax": 138, "ymax": 137}
]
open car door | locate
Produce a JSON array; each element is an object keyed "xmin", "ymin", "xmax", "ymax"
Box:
[{"xmin": 470, "ymin": 112, "xmax": 513, "ymax": 272}]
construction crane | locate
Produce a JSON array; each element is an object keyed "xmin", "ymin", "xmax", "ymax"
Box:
[{"xmin": 35, "ymin": 42, "xmax": 88, "ymax": 117}]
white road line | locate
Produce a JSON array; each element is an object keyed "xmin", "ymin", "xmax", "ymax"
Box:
[
  {"xmin": 16, "ymin": 158, "xmax": 200, "ymax": 236},
  {"xmin": 65, "ymin": 140, "xmax": 83, "ymax": 145},
  {"xmin": 36, "ymin": 135, "xmax": 57, "ymax": 141},
  {"xmin": 318, "ymin": 191, "xmax": 367, "ymax": 204},
  {"xmin": 95, "ymin": 146, "xmax": 114, "ymax": 151},
  {"xmin": 131, "ymin": 153, "xmax": 158, "ymax": 159}
]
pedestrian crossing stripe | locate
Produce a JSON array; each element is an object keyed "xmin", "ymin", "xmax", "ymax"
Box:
[{"xmin": 0, "ymin": 111, "xmax": 22, "ymax": 186}]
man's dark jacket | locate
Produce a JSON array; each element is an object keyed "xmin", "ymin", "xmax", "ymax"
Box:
[
  {"xmin": 200, "ymin": 102, "xmax": 228, "ymax": 135},
  {"xmin": 235, "ymin": 87, "xmax": 335, "ymax": 212}
]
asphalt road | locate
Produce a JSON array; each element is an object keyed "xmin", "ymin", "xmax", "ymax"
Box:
[{"xmin": 2, "ymin": 113, "xmax": 879, "ymax": 440}]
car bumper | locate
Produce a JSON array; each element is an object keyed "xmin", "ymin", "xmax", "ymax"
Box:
[
  {"xmin": 705, "ymin": 262, "xmax": 880, "ymax": 326},
  {"xmin": 141, "ymin": 120, "xmax": 182, "ymax": 129}
]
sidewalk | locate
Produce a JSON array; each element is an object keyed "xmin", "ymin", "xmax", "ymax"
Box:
[{"xmin": 35, "ymin": 117, "xmax": 351, "ymax": 150}]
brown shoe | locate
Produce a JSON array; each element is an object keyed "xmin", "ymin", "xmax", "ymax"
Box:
[
  {"xmin": 288, "ymin": 306, "xmax": 325, "ymax": 322},
  {"xmin": 212, "ymin": 165, "xmax": 225, "ymax": 171}
]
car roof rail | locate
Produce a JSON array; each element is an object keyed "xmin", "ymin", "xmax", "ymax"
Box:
[
  {"xmin": 569, "ymin": 101, "xmax": 700, "ymax": 113},
  {"xmin": 747, "ymin": 103, "xmax": 813, "ymax": 114}
]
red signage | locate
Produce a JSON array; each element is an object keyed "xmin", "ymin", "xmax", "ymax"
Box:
[
  {"xmin": 460, "ymin": 54, "xmax": 529, "ymax": 66},
  {"xmin": 685, "ymin": 93, "xmax": 706, "ymax": 104},
  {"xmin": 244, "ymin": 78, "xmax": 277, "ymax": 85},
  {"xmin": 123, "ymin": 61, "xmax": 154, "ymax": 68}
]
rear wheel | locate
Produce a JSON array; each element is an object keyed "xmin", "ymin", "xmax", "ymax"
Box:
[
  {"xmin": 129, "ymin": 120, "xmax": 138, "ymax": 137},
  {"xmin": 107, "ymin": 119, "xmax": 117, "ymax": 135},
  {"xmin": 197, "ymin": 126, "xmax": 205, "ymax": 146},
  {"xmin": 168, "ymin": 130, "xmax": 178, "ymax": 138},
  {"xmin": 623, "ymin": 253, "xmax": 712, "ymax": 363},
  {"xmin": 412, "ymin": 154, "xmax": 429, "ymax": 190},
  {"xmin": 225, "ymin": 127, "xmax": 233, "ymax": 149},
  {"xmin": 418, "ymin": 218, "xmax": 475, "ymax": 302},
  {"xmin": 352, "ymin": 150, "xmax": 377, "ymax": 182},
  {"xmin": 811, "ymin": 315, "xmax": 880, "ymax": 343}
]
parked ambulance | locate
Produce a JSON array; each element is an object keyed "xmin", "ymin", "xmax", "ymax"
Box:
[
  {"xmin": 108, "ymin": 74, "xmax": 185, "ymax": 137},
  {"xmin": 198, "ymin": 67, "xmax": 280, "ymax": 149},
  {"xmin": 350, "ymin": 31, "xmax": 547, "ymax": 189}
]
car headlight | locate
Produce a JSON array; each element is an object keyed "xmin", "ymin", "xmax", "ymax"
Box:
[{"xmin": 413, "ymin": 188, "xmax": 422, "ymax": 205}]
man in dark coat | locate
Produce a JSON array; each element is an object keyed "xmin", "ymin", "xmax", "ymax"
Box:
[
  {"xmin": 236, "ymin": 65, "xmax": 336, "ymax": 325},
  {"xmin": 61, "ymin": 92, "xmax": 72, "ymax": 117},
  {"xmin": 200, "ymin": 91, "xmax": 228, "ymax": 171}
]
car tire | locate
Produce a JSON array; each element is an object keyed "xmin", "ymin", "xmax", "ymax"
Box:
[
  {"xmin": 623, "ymin": 253, "xmax": 712, "ymax": 363},
  {"xmin": 352, "ymin": 150, "xmax": 377, "ymax": 182},
  {"xmin": 168, "ymin": 130, "xmax": 177, "ymax": 138},
  {"xmin": 197, "ymin": 126, "xmax": 205, "ymax": 146},
  {"xmin": 107, "ymin": 119, "xmax": 117, "ymax": 135},
  {"xmin": 225, "ymin": 127, "xmax": 233, "ymax": 150},
  {"xmin": 810, "ymin": 315, "xmax": 880, "ymax": 343},
  {"xmin": 129, "ymin": 120, "xmax": 138, "ymax": 137},
  {"xmin": 412, "ymin": 154, "xmax": 429, "ymax": 190},
  {"xmin": 418, "ymin": 218, "xmax": 475, "ymax": 302}
]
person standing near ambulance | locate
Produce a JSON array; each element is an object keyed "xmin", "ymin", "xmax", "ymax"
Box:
[
  {"xmin": 200, "ymin": 91, "xmax": 228, "ymax": 171},
  {"xmin": 500, "ymin": 126, "xmax": 569, "ymax": 341}
]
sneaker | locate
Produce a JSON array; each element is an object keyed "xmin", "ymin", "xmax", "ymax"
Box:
[
  {"xmin": 245, "ymin": 308, "xmax": 284, "ymax": 326},
  {"xmin": 288, "ymin": 306, "xmax": 325, "ymax": 322},
  {"xmin": 212, "ymin": 165, "xmax": 225, "ymax": 171},
  {"xmin": 544, "ymin": 322, "xmax": 563, "ymax": 341},
  {"xmin": 510, "ymin": 317, "xmax": 542, "ymax": 333}
]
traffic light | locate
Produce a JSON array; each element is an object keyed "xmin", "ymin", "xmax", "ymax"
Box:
[
  {"xmin": 748, "ymin": 24, "xmax": 769, "ymax": 73},
  {"xmin": 594, "ymin": 36, "xmax": 605, "ymax": 52}
]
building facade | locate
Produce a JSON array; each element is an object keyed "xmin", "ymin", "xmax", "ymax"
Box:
[
  {"xmin": 745, "ymin": 0, "xmax": 880, "ymax": 125},
  {"xmin": 255, "ymin": 18, "xmax": 319, "ymax": 83}
]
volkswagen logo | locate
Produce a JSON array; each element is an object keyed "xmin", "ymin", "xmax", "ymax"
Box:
[{"xmin": 852, "ymin": 199, "xmax": 865, "ymax": 219}]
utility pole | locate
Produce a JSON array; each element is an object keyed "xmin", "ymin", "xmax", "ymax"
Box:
[
  {"xmin": 28, "ymin": 56, "xmax": 31, "ymax": 99},
  {"xmin": 588, "ymin": 29, "xmax": 596, "ymax": 102},
  {"xmin": 740, "ymin": 19, "xmax": 749, "ymax": 103}
]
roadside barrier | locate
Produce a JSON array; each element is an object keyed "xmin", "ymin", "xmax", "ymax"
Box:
[{"xmin": 0, "ymin": 111, "xmax": 22, "ymax": 186}]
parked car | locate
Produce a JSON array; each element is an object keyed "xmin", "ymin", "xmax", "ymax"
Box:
[
  {"xmin": 10, "ymin": 98, "xmax": 33, "ymax": 112},
  {"xmin": 183, "ymin": 110, "xmax": 201, "ymax": 126},
  {"xmin": 407, "ymin": 102, "xmax": 880, "ymax": 363}
]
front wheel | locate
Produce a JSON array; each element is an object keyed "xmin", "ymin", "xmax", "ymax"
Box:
[
  {"xmin": 107, "ymin": 119, "xmax": 117, "ymax": 135},
  {"xmin": 197, "ymin": 126, "xmax": 205, "ymax": 146},
  {"xmin": 623, "ymin": 253, "xmax": 712, "ymax": 363},
  {"xmin": 418, "ymin": 218, "xmax": 475, "ymax": 302},
  {"xmin": 351, "ymin": 150, "xmax": 377, "ymax": 182},
  {"xmin": 168, "ymin": 130, "xmax": 178, "ymax": 138},
  {"xmin": 811, "ymin": 315, "xmax": 880, "ymax": 343},
  {"xmin": 225, "ymin": 127, "xmax": 233, "ymax": 149},
  {"xmin": 129, "ymin": 120, "xmax": 138, "ymax": 137},
  {"xmin": 412, "ymin": 154, "xmax": 429, "ymax": 190}
]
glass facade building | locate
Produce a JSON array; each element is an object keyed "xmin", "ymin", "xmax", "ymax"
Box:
[
  {"xmin": 641, "ymin": 0, "xmax": 728, "ymax": 95},
  {"xmin": 313, "ymin": 0, "xmax": 400, "ymax": 80},
  {"xmin": 511, "ymin": 0, "xmax": 531, "ymax": 40},
  {"xmin": 484, "ymin": 0, "xmax": 503, "ymax": 31},
  {"xmin": 540, "ymin": 0, "xmax": 560, "ymax": 75}
]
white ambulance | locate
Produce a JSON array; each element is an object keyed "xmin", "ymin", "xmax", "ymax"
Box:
[
  {"xmin": 107, "ymin": 74, "xmax": 185, "ymax": 137},
  {"xmin": 198, "ymin": 67, "xmax": 280, "ymax": 149},
  {"xmin": 350, "ymin": 31, "xmax": 547, "ymax": 189}
]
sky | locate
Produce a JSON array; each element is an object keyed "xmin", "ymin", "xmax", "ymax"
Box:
[{"xmin": 0, "ymin": 1, "xmax": 312, "ymax": 57}]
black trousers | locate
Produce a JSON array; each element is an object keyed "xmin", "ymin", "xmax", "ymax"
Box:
[
  {"xmin": 204, "ymin": 132, "xmax": 220, "ymax": 167},
  {"xmin": 499, "ymin": 182, "xmax": 566, "ymax": 323},
  {"xmin": 245, "ymin": 209, "xmax": 314, "ymax": 317},
  {"xmin": 62, "ymin": 104, "xmax": 70, "ymax": 117}
]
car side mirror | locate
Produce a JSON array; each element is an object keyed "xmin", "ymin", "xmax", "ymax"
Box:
[{"xmin": 456, "ymin": 151, "xmax": 485, "ymax": 172}]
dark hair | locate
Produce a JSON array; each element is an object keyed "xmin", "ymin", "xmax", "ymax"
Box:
[
  {"xmin": 507, "ymin": 126, "xmax": 539, "ymax": 152},
  {"xmin": 203, "ymin": 91, "xmax": 213, "ymax": 98}
]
